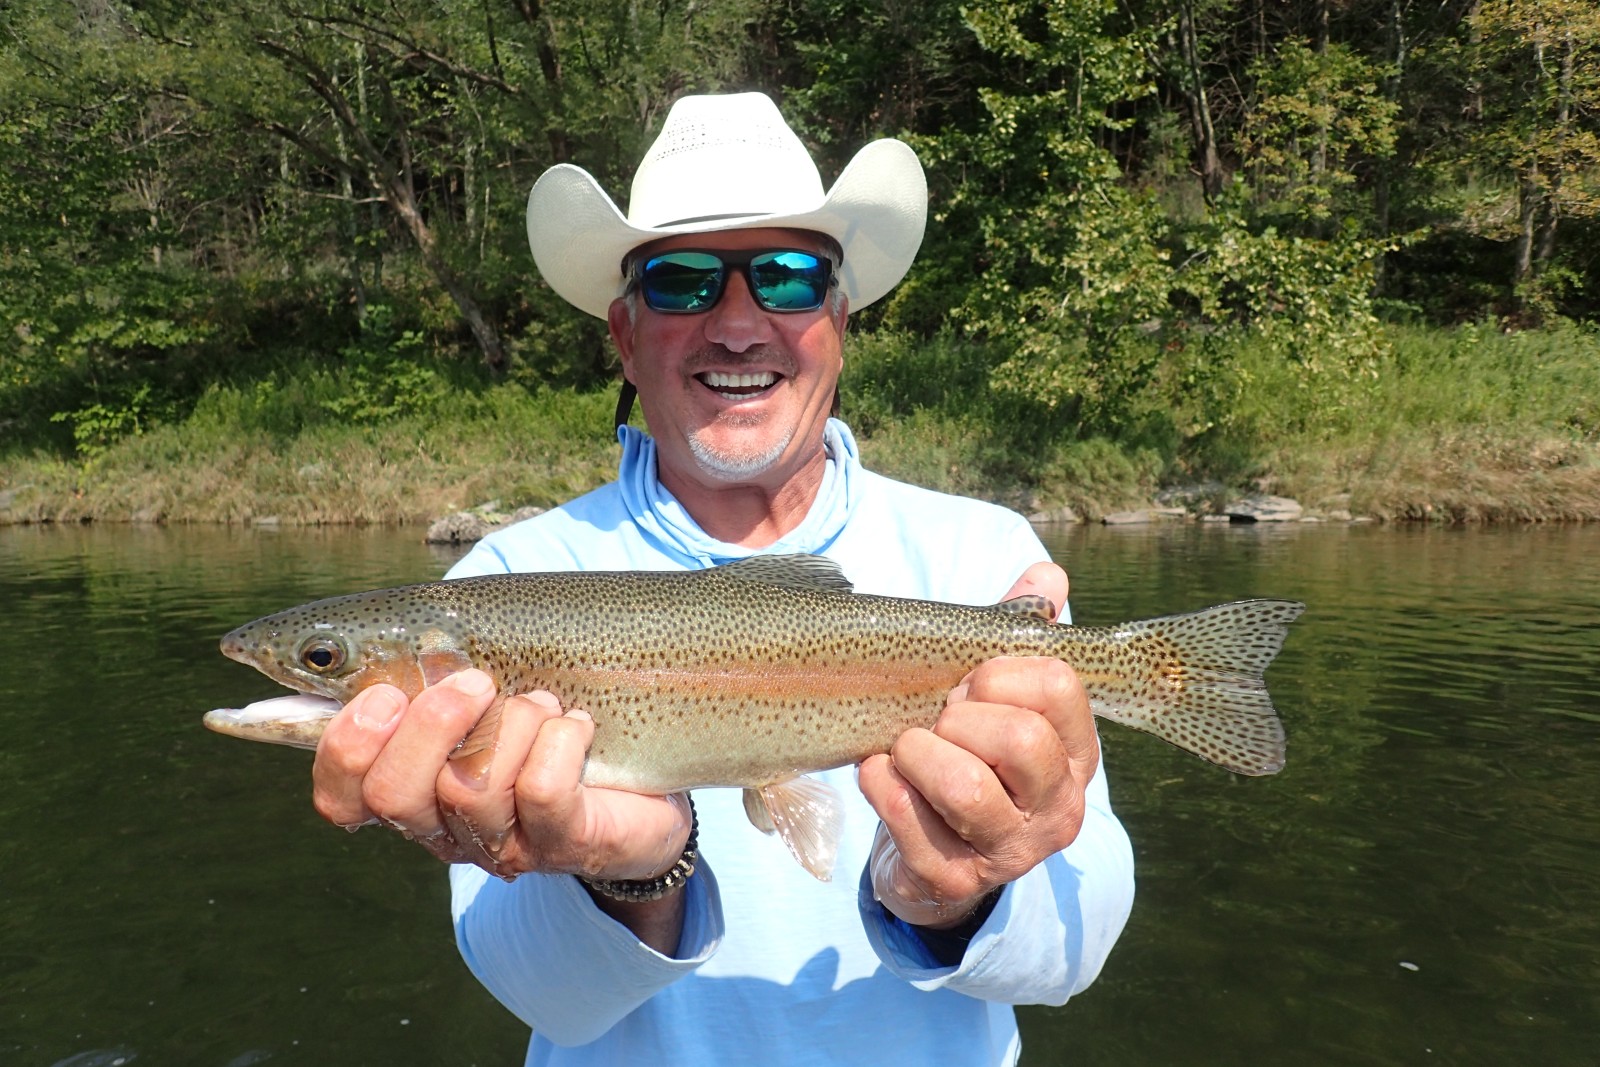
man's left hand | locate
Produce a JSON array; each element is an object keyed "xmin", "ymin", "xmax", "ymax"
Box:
[{"xmin": 857, "ymin": 561, "xmax": 1100, "ymax": 930}]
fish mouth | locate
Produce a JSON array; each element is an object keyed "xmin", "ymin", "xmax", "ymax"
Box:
[
  {"xmin": 219, "ymin": 629, "xmax": 254, "ymax": 666},
  {"xmin": 219, "ymin": 627, "xmax": 317, "ymax": 696},
  {"xmin": 695, "ymin": 369, "xmax": 782, "ymax": 400},
  {"xmin": 204, "ymin": 693, "xmax": 342, "ymax": 750}
]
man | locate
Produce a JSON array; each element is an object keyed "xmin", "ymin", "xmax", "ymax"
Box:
[{"xmin": 311, "ymin": 92, "xmax": 1134, "ymax": 1064}]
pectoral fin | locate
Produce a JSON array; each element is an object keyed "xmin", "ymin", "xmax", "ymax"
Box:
[
  {"xmin": 418, "ymin": 639, "xmax": 474, "ymax": 687},
  {"xmin": 446, "ymin": 693, "xmax": 505, "ymax": 782},
  {"xmin": 420, "ymin": 636, "xmax": 499, "ymax": 781},
  {"xmin": 742, "ymin": 776, "xmax": 844, "ymax": 881}
]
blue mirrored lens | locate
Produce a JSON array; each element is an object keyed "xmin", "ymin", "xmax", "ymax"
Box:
[
  {"xmin": 641, "ymin": 252, "xmax": 724, "ymax": 312},
  {"xmin": 638, "ymin": 250, "xmax": 831, "ymax": 313},
  {"xmin": 748, "ymin": 251, "xmax": 829, "ymax": 311}
]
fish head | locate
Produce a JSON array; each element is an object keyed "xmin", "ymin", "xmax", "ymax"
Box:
[{"xmin": 220, "ymin": 587, "xmax": 467, "ymax": 703}]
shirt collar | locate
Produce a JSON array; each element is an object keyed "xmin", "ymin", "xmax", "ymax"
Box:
[{"xmin": 615, "ymin": 419, "xmax": 863, "ymax": 567}]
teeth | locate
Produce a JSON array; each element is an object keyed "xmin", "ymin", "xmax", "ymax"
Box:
[{"xmin": 702, "ymin": 371, "xmax": 777, "ymax": 390}]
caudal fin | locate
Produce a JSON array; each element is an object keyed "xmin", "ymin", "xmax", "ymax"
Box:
[{"xmin": 1093, "ymin": 599, "xmax": 1305, "ymax": 776}]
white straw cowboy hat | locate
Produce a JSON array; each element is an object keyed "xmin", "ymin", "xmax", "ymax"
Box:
[{"xmin": 526, "ymin": 92, "xmax": 927, "ymax": 319}]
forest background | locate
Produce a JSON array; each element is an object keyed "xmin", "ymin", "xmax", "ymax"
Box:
[{"xmin": 2, "ymin": 0, "xmax": 1598, "ymax": 525}]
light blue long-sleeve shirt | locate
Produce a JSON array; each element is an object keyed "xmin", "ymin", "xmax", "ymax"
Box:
[{"xmin": 445, "ymin": 419, "xmax": 1134, "ymax": 1066}]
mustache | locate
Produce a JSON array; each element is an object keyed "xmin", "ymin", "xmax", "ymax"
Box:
[{"xmin": 684, "ymin": 345, "xmax": 795, "ymax": 378}]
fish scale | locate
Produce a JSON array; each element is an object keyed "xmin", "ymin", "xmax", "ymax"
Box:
[{"xmin": 207, "ymin": 553, "xmax": 1304, "ymax": 878}]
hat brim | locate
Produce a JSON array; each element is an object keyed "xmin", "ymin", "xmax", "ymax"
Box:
[{"xmin": 526, "ymin": 139, "xmax": 927, "ymax": 319}]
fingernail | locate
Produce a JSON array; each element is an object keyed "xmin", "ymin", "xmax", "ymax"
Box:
[
  {"xmin": 511, "ymin": 690, "xmax": 561, "ymax": 713},
  {"xmin": 353, "ymin": 690, "xmax": 403, "ymax": 730},
  {"xmin": 564, "ymin": 707, "xmax": 592, "ymax": 722},
  {"xmin": 450, "ymin": 749, "xmax": 494, "ymax": 788},
  {"xmin": 452, "ymin": 670, "xmax": 494, "ymax": 697}
]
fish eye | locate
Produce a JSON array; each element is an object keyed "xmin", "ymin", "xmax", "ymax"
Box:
[{"xmin": 297, "ymin": 637, "xmax": 348, "ymax": 674}]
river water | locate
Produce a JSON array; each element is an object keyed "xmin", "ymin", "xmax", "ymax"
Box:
[{"xmin": 2, "ymin": 522, "xmax": 1596, "ymax": 1065}]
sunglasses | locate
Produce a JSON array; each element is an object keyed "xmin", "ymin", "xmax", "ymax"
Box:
[{"xmin": 632, "ymin": 249, "xmax": 836, "ymax": 314}]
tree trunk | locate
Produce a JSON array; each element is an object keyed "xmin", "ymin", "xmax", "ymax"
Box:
[
  {"xmin": 1372, "ymin": 0, "xmax": 1408, "ymax": 289},
  {"xmin": 1514, "ymin": 164, "xmax": 1539, "ymax": 289},
  {"xmin": 510, "ymin": 0, "xmax": 570, "ymax": 163},
  {"xmin": 1177, "ymin": 0, "xmax": 1224, "ymax": 203},
  {"xmin": 1534, "ymin": 27, "xmax": 1574, "ymax": 269},
  {"xmin": 1312, "ymin": 0, "xmax": 1330, "ymax": 179},
  {"xmin": 1465, "ymin": 0, "xmax": 1483, "ymax": 122},
  {"xmin": 380, "ymin": 156, "xmax": 507, "ymax": 374}
]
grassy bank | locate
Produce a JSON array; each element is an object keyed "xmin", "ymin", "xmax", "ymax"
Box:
[{"xmin": 2, "ymin": 324, "xmax": 1598, "ymax": 526}]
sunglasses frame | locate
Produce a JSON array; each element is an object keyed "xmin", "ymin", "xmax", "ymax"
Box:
[{"xmin": 630, "ymin": 247, "xmax": 837, "ymax": 315}]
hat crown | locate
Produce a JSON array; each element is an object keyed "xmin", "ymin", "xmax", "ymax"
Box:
[
  {"xmin": 525, "ymin": 91, "xmax": 926, "ymax": 319},
  {"xmin": 627, "ymin": 94, "xmax": 826, "ymax": 228}
]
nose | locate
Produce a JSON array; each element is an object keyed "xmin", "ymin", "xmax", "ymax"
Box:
[{"xmin": 702, "ymin": 271, "xmax": 774, "ymax": 353}]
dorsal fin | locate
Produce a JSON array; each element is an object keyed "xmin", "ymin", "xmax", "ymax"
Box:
[
  {"xmin": 992, "ymin": 594, "xmax": 1057, "ymax": 621},
  {"xmin": 713, "ymin": 553, "xmax": 854, "ymax": 594}
]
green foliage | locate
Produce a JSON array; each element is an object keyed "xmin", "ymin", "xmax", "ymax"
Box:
[
  {"xmin": 896, "ymin": 0, "xmax": 1176, "ymax": 430},
  {"xmin": 5, "ymin": 321, "xmax": 1597, "ymax": 524},
  {"xmin": 320, "ymin": 305, "xmax": 449, "ymax": 425},
  {"xmin": 1, "ymin": 0, "xmax": 1598, "ymax": 512},
  {"xmin": 841, "ymin": 329, "xmax": 1165, "ymax": 511},
  {"xmin": 1174, "ymin": 186, "xmax": 1394, "ymax": 374},
  {"xmin": 1461, "ymin": 0, "xmax": 1600, "ymax": 304},
  {"xmin": 49, "ymin": 383, "xmax": 154, "ymax": 466},
  {"xmin": 1241, "ymin": 39, "xmax": 1400, "ymax": 226}
]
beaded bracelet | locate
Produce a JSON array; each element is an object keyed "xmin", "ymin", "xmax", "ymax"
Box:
[{"xmin": 579, "ymin": 797, "xmax": 699, "ymax": 903}]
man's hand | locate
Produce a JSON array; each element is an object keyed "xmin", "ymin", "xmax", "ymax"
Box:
[
  {"xmin": 310, "ymin": 672, "xmax": 695, "ymax": 952},
  {"xmin": 857, "ymin": 561, "xmax": 1099, "ymax": 930},
  {"xmin": 310, "ymin": 670, "xmax": 691, "ymax": 880}
]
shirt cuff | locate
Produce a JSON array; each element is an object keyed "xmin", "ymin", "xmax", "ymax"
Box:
[{"xmin": 856, "ymin": 864, "xmax": 1009, "ymax": 982}]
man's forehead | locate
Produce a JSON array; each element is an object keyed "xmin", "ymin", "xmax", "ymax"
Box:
[{"xmin": 633, "ymin": 227, "xmax": 833, "ymax": 258}]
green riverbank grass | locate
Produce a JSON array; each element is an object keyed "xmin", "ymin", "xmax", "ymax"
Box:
[
  {"xmin": 1206, "ymin": 323, "xmax": 1600, "ymax": 521},
  {"xmin": 0, "ymin": 382, "xmax": 621, "ymax": 525},
  {"xmin": 2, "ymin": 325, "xmax": 1597, "ymax": 525}
]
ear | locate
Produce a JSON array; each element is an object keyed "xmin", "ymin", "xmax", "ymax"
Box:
[{"xmin": 607, "ymin": 297, "xmax": 636, "ymax": 380}]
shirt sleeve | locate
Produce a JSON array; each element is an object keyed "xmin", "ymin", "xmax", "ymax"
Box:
[
  {"xmin": 857, "ymin": 756, "xmax": 1134, "ymax": 1004},
  {"xmin": 445, "ymin": 536, "xmax": 516, "ymax": 580},
  {"xmin": 451, "ymin": 863, "xmax": 726, "ymax": 1046}
]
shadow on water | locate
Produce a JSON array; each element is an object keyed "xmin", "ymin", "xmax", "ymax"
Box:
[{"xmin": 3, "ymin": 522, "xmax": 1598, "ymax": 1064}]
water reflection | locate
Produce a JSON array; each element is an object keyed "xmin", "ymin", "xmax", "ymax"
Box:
[
  {"xmin": 1033, "ymin": 522, "xmax": 1600, "ymax": 1064},
  {"xmin": 3, "ymin": 522, "xmax": 1597, "ymax": 1065}
]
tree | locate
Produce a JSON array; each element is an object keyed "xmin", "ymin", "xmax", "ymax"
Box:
[
  {"xmin": 908, "ymin": 0, "xmax": 1173, "ymax": 427},
  {"xmin": 1240, "ymin": 37, "xmax": 1398, "ymax": 228},
  {"xmin": 1469, "ymin": 0, "xmax": 1600, "ymax": 306},
  {"xmin": 0, "ymin": 0, "xmax": 223, "ymax": 446},
  {"xmin": 134, "ymin": 0, "xmax": 766, "ymax": 374}
]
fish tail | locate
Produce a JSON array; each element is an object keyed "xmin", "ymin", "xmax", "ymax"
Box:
[{"xmin": 1085, "ymin": 599, "xmax": 1305, "ymax": 776}]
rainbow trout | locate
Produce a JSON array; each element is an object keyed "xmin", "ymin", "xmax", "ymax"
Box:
[{"xmin": 207, "ymin": 553, "xmax": 1303, "ymax": 878}]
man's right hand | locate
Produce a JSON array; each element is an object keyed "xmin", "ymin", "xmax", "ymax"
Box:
[{"xmin": 309, "ymin": 669, "xmax": 692, "ymax": 884}]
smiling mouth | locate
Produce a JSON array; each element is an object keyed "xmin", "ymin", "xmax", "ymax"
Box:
[{"xmin": 697, "ymin": 370, "xmax": 780, "ymax": 399}]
